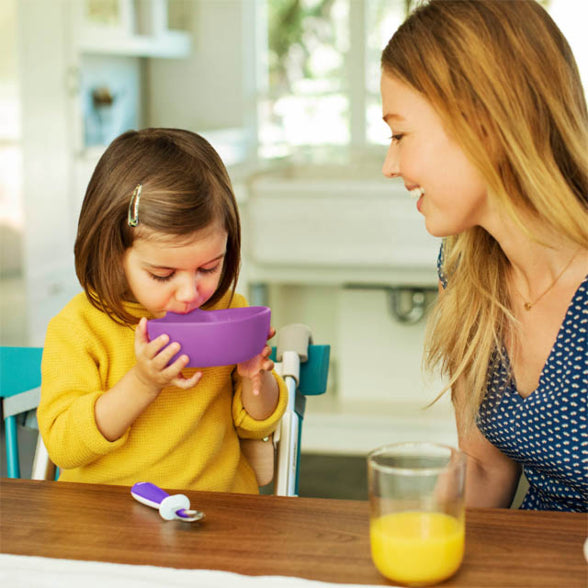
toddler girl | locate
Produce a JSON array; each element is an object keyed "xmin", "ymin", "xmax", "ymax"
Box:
[{"xmin": 38, "ymin": 128, "xmax": 287, "ymax": 493}]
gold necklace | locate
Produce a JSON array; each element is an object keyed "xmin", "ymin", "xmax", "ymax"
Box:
[{"xmin": 512, "ymin": 248, "xmax": 582, "ymax": 311}]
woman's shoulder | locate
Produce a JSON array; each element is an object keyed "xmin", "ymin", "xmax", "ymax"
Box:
[{"xmin": 560, "ymin": 273, "xmax": 588, "ymax": 339}]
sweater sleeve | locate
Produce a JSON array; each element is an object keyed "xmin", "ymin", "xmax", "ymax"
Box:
[
  {"xmin": 231, "ymin": 370, "xmax": 288, "ymax": 439},
  {"xmin": 224, "ymin": 291, "xmax": 288, "ymax": 439},
  {"xmin": 38, "ymin": 313, "xmax": 129, "ymax": 469}
]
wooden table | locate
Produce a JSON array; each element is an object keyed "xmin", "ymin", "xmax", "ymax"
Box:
[{"xmin": 1, "ymin": 479, "xmax": 586, "ymax": 586}]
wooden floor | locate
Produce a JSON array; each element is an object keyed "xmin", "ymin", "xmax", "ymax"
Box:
[{"xmin": 298, "ymin": 453, "xmax": 367, "ymax": 499}]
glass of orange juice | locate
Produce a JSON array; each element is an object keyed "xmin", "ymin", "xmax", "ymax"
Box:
[{"xmin": 367, "ymin": 442, "xmax": 466, "ymax": 586}]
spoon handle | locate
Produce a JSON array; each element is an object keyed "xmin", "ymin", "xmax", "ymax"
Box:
[
  {"xmin": 131, "ymin": 481, "xmax": 169, "ymax": 508},
  {"xmin": 131, "ymin": 482, "xmax": 203, "ymax": 521}
]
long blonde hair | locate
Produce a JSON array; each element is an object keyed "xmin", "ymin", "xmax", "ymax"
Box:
[{"xmin": 381, "ymin": 0, "xmax": 588, "ymax": 428}]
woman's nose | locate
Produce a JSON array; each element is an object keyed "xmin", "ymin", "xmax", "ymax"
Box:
[{"xmin": 382, "ymin": 144, "xmax": 400, "ymax": 178}]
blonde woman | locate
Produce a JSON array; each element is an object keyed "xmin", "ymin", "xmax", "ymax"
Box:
[{"xmin": 381, "ymin": 0, "xmax": 587, "ymax": 511}]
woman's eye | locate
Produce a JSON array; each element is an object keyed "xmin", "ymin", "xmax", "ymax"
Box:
[
  {"xmin": 391, "ymin": 133, "xmax": 405, "ymax": 143},
  {"xmin": 150, "ymin": 272, "xmax": 174, "ymax": 282}
]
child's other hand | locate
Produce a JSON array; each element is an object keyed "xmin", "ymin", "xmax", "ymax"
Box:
[
  {"xmin": 133, "ymin": 317, "xmax": 202, "ymax": 395},
  {"xmin": 237, "ymin": 327, "xmax": 275, "ymax": 396}
]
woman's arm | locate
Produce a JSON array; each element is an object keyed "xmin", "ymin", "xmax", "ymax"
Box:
[
  {"xmin": 437, "ymin": 280, "xmax": 520, "ymax": 508},
  {"xmin": 453, "ymin": 379, "xmax": 522, "ymax": 508}
]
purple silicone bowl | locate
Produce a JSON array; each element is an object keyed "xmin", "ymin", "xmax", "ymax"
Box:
[{"xmin": 146, "ymin": 306, "xmax": 271, "ymax": 368}]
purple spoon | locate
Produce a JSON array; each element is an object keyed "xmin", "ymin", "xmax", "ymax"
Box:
[{"xmin": 131, "ymin": 482, "xmax": 205, "ymax": 522}]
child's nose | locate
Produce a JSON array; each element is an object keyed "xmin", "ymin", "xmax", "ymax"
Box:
[
  {"xmin": 382, "ymin": 144, "xmax": 400, "ymax": 178},
  {"xmin": 175, "ymin": 273, "xmax": 199, "ymax": 303}
]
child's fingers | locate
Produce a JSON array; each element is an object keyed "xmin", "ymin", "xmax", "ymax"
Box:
[
  {"xmin": 251, "ymin": 373, "xmax": 261, "ymax": 396},
  {"xmin": 137, "ymin": 317, "xmax": 147, "ymax": 334},
  {"xmin": 135, "ymin": 320, "xmax": 169, "ymax": 362},
  {"xmin": 161, "ymin": 351, "xmax": 190, "ymax": 376},
  {"xmin": 143, "ymin": 334, "xmax": 172, "ymax": 360},
  {"xmin": 151, "ymin": 341, "xmax": 183, "ymax": 369},
  {"xmin": 135, "ymin": 318, "xmax": 149, "ymax": 344},
  {"xmin": 267, "ymin": 326, "xmax": 276, "ymax": 340},
  {"xmin": 172, "ymin": 371, "xmax": 202, "ymax": 390}
]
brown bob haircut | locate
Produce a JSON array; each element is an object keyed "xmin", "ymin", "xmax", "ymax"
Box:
[{"xmin": 74, "ymin": 128, "xmax": 241, "ymax": 325}]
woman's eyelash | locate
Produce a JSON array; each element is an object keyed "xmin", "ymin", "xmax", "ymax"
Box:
[{"xmin": 391, "ymin": 133, "xmax": 405, "ymax": 143}]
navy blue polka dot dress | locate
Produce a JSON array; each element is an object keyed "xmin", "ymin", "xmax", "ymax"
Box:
[{"xmin": 438, "ymin": 247, "xmax": 588, "ymax": 512}]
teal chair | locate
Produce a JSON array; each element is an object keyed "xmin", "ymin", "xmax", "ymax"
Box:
[
  {"xmin": 1, "ymin": 346, "xmax": 44, "ymax": 478},
  {"xmin": 270, "ymin": 324, "xmax": 330, "ymax": 496},
  {"xmin": 1, "ymin": 346, "xmax": 56, "ymax": 480}
]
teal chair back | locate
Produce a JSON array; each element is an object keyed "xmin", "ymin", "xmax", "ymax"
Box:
[
  {"xmin": 270, "ymin": 343, "xmax": 330, "ymax": 495},
  {"xmin": 0, "ymin": 343, "xmax": 331, "ymax": 486},
  {"xmin": 0, "ymin": 346, "xmax": 44, "ymax": 478}
]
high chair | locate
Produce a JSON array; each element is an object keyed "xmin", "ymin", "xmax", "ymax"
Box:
[
  {"xmin": 0, "ymin": 346, "xmax": 54, "ymax": 480},
  {"xmin": 1, "ymin": 326, "xmax": 329, "ymax": 495},
  {"xmin": 270, "ymin": 323, "xmax": 330, "ymax": 496}
]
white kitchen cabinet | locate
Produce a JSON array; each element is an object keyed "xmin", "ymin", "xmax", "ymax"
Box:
[
  {"xmin": 17, "ymin": 0, "xmax": 192, "ymax": 345},
  {"xmin": 73, "ymin": 0, "xmax": 191, "ymax": 58}
]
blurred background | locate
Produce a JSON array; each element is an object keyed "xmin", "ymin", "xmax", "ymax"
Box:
[{"xmin": 1, "ymin": 0, "xmax": 586, "ymax": 495}]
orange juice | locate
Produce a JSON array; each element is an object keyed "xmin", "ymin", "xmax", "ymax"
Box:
[{"xmin": 370, "ymin": 511, "xmax": 464, "ymax": 586}]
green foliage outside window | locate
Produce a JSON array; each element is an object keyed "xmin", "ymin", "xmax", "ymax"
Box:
[{"xmin": 267, "ymin": 0, "xmax": 344, "ymax": 94}]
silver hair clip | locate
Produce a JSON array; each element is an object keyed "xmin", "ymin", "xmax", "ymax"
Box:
[{"xmin": 127, "ymin": 184, "xmax": 142, "ymax": 227}]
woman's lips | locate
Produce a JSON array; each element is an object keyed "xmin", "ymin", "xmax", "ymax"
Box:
[{"xmin": 407, "ymin": 187, "xmax": 425, "ymax": 213}]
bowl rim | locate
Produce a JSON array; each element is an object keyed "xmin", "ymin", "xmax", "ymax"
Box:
[{"xmin": 148, "ymin": 305, "xmax": 271, "ymax": 327}]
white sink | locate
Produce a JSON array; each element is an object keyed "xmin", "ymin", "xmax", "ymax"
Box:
[{"xmin": 244, "ymin": 163, "xmax": 440, "ymax": 287}]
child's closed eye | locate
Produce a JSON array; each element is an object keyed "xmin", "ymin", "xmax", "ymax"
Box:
[
  {"xmin": 148, "ymin": 264, "xmax": 220, "ymax": 282},
  {"xmin": 150, "ymin": 272, "xmax": 174, "ymax": 282}
]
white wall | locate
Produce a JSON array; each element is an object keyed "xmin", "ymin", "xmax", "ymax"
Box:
[
  {"xmin": 0, "ymin": 0, "xmax": 23, "ymax": 275},
  {"xmin": 264, "ymin": 283, "xmax": 456, "ymax": 454},
  {"xmin": 17, "ymin": 0, "xmax": 80, "ymax": 345},
  {"xmin": 0, "ymin": 0, "xmax": 19, "ymax": 142},
  {"xmin": 147, "ymin": 1, "xmax": 249, "ymax": 131}
]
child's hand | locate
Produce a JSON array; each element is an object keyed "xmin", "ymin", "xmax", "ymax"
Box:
[
  {"xmin": 237, "ymin": 327, "xmax": 276, "ymax": 396},
  {"xmin": 133, "ymin": 317, "xmax": 202, "ymax": 395}
]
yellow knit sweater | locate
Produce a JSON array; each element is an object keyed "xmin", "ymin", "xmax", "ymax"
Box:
[{"xmin": 38, "ymin": 290, "xmax": 287, "ymax": 493}]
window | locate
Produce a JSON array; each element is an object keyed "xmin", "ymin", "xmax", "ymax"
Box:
[
  {"xmin": 256, "ymin": 0, "xmax": 586, "ymax": 160},
  {"xmin": 258, "ymin": 0, "xmax": 410, "ymax": 159}
]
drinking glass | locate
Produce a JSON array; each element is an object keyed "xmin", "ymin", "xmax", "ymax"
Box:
[{"xmin": 367, "ymin": 442, "xmax": 466, "ymax": 586}]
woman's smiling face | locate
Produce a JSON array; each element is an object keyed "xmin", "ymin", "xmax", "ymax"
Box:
[{"xmin": 380, "ymin": 72, "xmax": 489, "ymax": 237}]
